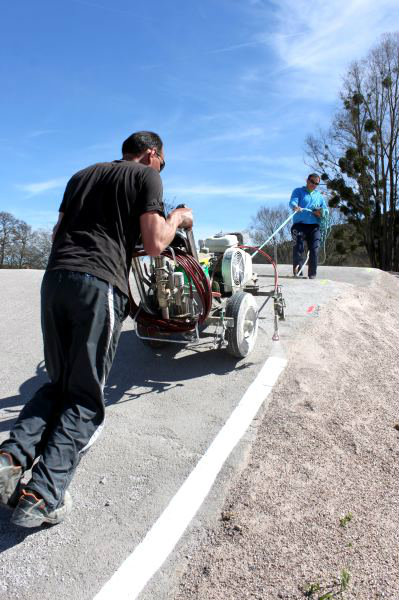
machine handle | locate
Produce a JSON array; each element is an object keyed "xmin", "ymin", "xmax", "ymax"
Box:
[{"xmin": 175, "ymin": 204, "xmax": 199, "ymax": 261}]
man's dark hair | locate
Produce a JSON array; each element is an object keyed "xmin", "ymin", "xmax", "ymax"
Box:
[
  {"xmin": 307, "ymin": 173, "xmax": 320, "ymax": 181},
  {"xmin": 122, "ymin": 131, "xmax": 163, "ymax": 156}
]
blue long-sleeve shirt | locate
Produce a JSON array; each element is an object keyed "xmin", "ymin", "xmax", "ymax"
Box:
[{"xmin": 289, "ymin": 186, "xmax": 328, "ymax": 225}]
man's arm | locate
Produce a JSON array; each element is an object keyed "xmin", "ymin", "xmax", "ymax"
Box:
[
  {"xmin": 289, "ymin": 188, "xmax": 302, "ymax": 212},
  {"xmin": 140, "ymin": 207, "xmax": 193, "ymax": 256},
  {"xmin": 313, "ymin": 192, "xmax": 328, "ymax": 218},
  {"xmin": 52, "ymin": 212, "xmax": 64, "ymax": 241}
]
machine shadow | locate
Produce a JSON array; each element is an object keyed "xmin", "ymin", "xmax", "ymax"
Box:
[
  {"xmin": 104, "ymin": 328, "xmax": 253, "ymax": 407},
  {"xmin": 0, "ymin": 329, "xmax": 254, "ymax": 424}
]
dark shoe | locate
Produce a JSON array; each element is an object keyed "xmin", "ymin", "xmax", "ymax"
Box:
[
  {"xmin": 308, "ymin": 275, "xmax": 316, "ymax": 279},
  {"xmin": 294, "ymin": 265, "xmax": 304, "ymax": 277},
  {"xmin": 0, "ymin": 452, "xmax": 23, "ymax": 508},
  {"xmin": 11, "ymin": 489, "xmax": 72, "ymax": 528}
]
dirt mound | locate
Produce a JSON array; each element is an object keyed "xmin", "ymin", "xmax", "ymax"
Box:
[{"xmin": 176, "ymin": 271, "xmax": 399, "ymax": 600}]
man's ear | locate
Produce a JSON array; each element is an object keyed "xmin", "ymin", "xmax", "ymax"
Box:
[{"xmin": 140, "ymin": 150, "xmax": 151, "ymax": 165}]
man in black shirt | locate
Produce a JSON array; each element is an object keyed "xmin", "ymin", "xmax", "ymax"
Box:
[{"xmin": 0, "ymin": 131, "xmax": 193, "ymax": 527}]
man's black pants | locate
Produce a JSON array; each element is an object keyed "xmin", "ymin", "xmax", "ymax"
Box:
[
  {"xmin": 291, "ymin": 223, "xmax": 321, "ymax": 277},
  {"xmin": 1, "ymin": 270, "xmax": 128, "ymax": 510}
]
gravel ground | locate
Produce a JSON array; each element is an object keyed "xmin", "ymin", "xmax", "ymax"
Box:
[{"xmin": 174, "ymin": 270, "xmax": 399, "ymax": 600}]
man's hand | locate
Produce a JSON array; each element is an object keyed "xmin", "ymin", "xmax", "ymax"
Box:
[
  {"xmin": 170, "ymin": 206, "xmax": 193, "ymax": 230},
  {"xmin": 294, "ymin": 206, "xmax": 302, "ymax": 212},
  {"xmin": 140, "ymin": 206, "xmax": 194, "ymax": 256},
  {"xmin": 313, "ymin": 209, "xmax": 321, "ymax": 218}
]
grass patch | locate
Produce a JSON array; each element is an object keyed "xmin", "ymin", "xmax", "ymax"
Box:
[
  {"xmin": 339, "ymin": 512, "xmax": 353, "ymax": 528},
  {"xmin": 303, "ymin": 569, "xmax": 351, "ymax": 599}
]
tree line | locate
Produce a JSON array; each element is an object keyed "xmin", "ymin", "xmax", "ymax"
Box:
[
  {"xmin": 251, "ymin": 33, "xmax": 398, "ymax": 271},
  {"xmin": 0, "ymin": 212, "xmax": 52, "ymax": 269},
  {"xmin": 306, "ymin": 32, "xmax": 399, "ymax": 271}
]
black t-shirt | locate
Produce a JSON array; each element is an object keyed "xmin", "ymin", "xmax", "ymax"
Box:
[{"xmin": 46, "ymin": 160, "xmax": 164, "ymax": 296}]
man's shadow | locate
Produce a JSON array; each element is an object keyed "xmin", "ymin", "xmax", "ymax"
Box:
[
  {"xmin": 0, "ymin": 330, "xmax": 251, "ymax": 427},
  {"xmin": 0, "ymin": 361, "xmax": 48, "ymax": 434},
  {"xmin": 0, "ymin": 506, "xmax": 43, "ymax": 549},
  {"xmin": 0, "ymin": 328, "xmax": 252, "ymax": 549}
]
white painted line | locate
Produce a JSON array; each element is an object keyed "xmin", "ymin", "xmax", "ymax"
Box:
[{"xmin": 93, "ymin": 355, "xmax": 287, "ymax": 600}]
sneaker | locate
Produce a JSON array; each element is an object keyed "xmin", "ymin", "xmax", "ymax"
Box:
[
  {"xmin": 11, "ymin": 489, "xmax": 73, "ymax": 528},
  {"xmin": 0, "ymin": 452, "xmax": 23, "ymax": 508}
]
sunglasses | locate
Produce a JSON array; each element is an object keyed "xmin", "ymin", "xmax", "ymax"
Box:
[
  {"xmin": 308, "ymin": 179, "xmax": 319, "ymax": 186},
  {"xmin": 156, "ymin": 151, "xmax": 165, "ymax": 172}
]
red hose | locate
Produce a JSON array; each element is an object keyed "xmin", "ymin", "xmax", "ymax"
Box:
[{"xmin": 130, "ymin": 248, "xmax": 212, "ymax": 333}]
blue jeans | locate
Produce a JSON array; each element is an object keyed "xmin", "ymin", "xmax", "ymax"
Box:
[{"xmin": 291, "ymin": 223, "xmax": 321, "ymax": 277}]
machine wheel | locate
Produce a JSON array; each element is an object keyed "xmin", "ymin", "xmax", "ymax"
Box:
[{"xmin": 225, "ymin": 291, "xmax": 258, "ymax": 358}]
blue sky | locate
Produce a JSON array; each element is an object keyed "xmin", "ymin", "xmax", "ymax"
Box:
[{"xmin": 1, "ymin": 0, "xmax": 397, "ymax": 242}]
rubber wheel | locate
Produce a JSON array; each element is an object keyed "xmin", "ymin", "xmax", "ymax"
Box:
[{"xmin": 225, "ymin": 291, "xmax": 258, "ymax": 358}]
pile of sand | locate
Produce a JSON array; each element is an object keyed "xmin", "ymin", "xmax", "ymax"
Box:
[{"xmin": 175, "ymin": 271, "xmax": 399, "ymax": 599}]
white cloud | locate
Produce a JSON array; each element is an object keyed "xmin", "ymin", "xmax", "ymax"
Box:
[
  {"xmin": 202, "ymin": 153, "xmax": 302, "ymax": 167},
  {"xmin": 16, "ymin": 178, "xmax": 67, "ymax": 196},
  {"xmin": 70, "ymin": 0, "xmax": 133, "ymax": 15},
  {"xmin": 166, "ymin": 182, "xmax": 288, "ymax": 201},
  {"xmin": 27, "ymin": 130, "xmax": 60, "ymax": 139},
  {"xmin": 204, "ymin": 127, "xmax": 265, "ymax": 144},
  {"xmin": 206, "ymin": 41, "xmax": 261, "ymax": 55},
  {"xmin": 171, "ymin": 124, "xmax": 276, "ymax": 161},
  {"xmin": 265, "ymin": 0, "xmax": 398, "ymax": 99},
  {"xmin": 176, "ymin": 127, "xmax": 265, "ymax": 148},
  {"xmin": 239, "ymin": 68, "xmax": 262, "ymax": 84}
]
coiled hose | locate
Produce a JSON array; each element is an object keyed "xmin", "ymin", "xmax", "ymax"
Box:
[{"xmin": 129, "ymin": 248, "xmax": 212, "ymax": 334}]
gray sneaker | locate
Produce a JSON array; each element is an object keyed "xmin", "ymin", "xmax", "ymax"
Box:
[
  {"xmin": 294, "ymin": 265, "xmax": 304, "ymax": 277},
  {"xmin": 0, "ymin": 452, "xmax": 23, "ymax": 508},
  {"xmin": 11, "ymin": 489, "xmax": 73, "ymax": 528}
]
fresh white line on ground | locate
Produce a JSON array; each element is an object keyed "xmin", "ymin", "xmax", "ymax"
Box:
[{"xmin": 93, "ymin": 355, "xmax": 287, "ymax": 600}]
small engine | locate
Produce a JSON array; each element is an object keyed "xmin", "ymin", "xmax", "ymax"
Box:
[{"xmin": 201, "ymin": 233, "xmax": 255, "ymax": 294}]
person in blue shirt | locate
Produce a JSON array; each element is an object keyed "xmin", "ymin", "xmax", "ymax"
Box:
[{"xmin": 289, "ymin": 173, "xmax": 328, "ymax": 279}]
